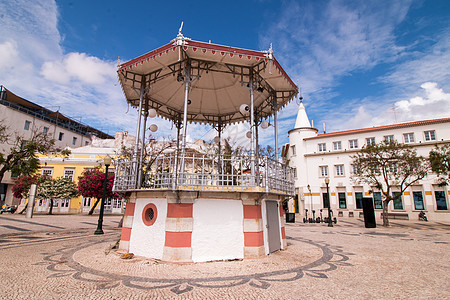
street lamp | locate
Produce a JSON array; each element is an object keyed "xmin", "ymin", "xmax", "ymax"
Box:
[
  {"xmin": 307, "ymin": 184, "xmax": 312, "ymax": 215},
  {"xmin": 324, "ymin": 177, "xmax": 333, "ymax": 227},
  {"xmin": 94, "ymin": 156, "xmax": 112, "ymax": 235}
]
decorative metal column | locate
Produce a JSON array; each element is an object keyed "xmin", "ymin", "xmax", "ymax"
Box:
[
  {"xmin": 249, "ymin": 77, "xmax": 255, "ymax": 186},
  {"xmin": 179, "ymin": 62, "xmax": 191, "ymax": 176},
  {"xmin": 273, "ymin": 98, "xmax": 279, "ymax": 161},
  {"xmin": 138, "ymin": 99, "xmax": 149, "ymax": 187},
  {"xmin": 133, "ymin": 78, "xmax": 145, "ymax": 189}
]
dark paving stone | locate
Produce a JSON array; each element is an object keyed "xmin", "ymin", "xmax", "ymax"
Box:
[
  {"xmin": 1, "ymin": 225, "xmax": 31, "ymax": 232},
  {"xmin": 1, "ymin": 218, "xmax": 64, "ymax": 229}
]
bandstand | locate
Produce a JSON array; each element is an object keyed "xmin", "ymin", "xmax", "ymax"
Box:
[{"xmin": 115, "ymin": 29, "xmax": 297, "ymax": 262}]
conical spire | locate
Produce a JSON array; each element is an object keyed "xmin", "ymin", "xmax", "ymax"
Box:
[{"xmin": 294, "ymin": 101, "xmax": 312, "ymax": 129}]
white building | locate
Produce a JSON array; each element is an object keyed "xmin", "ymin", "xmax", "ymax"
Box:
[
  {"xmin": 286, "ymin": 102, "xmax": 450, "ymax": 222},
  {"xmin": 0, "ymin": 86, "xmax": 113, "ymax": 207}
]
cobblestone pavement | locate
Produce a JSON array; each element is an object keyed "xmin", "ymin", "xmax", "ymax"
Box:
[{"xmin": 0, "ymin": 215, "xmax": 449, "ymax": 299}]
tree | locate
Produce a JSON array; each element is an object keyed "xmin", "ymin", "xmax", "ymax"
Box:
[
  {"xmin": 12, "ymin": 174, "xmax": 47, "ymax": 199},
  {"xmin": 352, "ymin": 141, "xmax": 429, "ymax": 226},
  {"xmin": 0, "ymin": 123, "xmax": 55, "ymax": 183},
  {"xmin": 429, "ymin": 144, "xmax": 450, "ymax": 186},
  {"xmin": 78, "ymin": 167, "xmax": 120, "ymax": 215},
  {"xmin": 35, "ymin": 177, "xmax": 78, "ymax": 214}
]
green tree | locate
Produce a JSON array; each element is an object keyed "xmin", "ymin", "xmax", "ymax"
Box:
[
  {"xmin": 0, "ymin": 123, "xmax": 55, "ymax": 183},
  {"xmin": 352, "ymin": 141, "xmax": 429, "ymax": 226},
  {"xmin": 429, "ymin": 144, "xmax": 450, "ymax": 186}
]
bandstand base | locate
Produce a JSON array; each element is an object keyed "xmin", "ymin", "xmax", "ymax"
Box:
[{"xmin": 119, "ymin": 190, "xmax": 287, "ymax": 263}]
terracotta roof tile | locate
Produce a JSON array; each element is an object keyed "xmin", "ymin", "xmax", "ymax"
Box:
[{"xmin": 305, "ymin": 117, "xmax": 450, "ymax": 140}]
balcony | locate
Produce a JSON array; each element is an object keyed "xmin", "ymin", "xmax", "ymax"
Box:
[{"xmin": 114, "ymin": 153, "xmax": 294, "ymax": 196}]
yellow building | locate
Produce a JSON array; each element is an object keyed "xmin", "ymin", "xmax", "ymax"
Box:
[{"xmin": 33, "ymin": 134, "xmax": 130, "ymax": 214}]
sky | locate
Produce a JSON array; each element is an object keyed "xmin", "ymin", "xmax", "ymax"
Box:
[{"xmin": 0, "ymin": 0, "xmax": 449, "ymax": 148}]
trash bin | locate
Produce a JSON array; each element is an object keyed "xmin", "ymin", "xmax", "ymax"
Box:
[
  {"xmin": 362, "ymin": 197, "xmax": 376, "ymax": 228},
  {"xmin": 285, "ymin": 212, "xmax": 295, "ymax": 223}
]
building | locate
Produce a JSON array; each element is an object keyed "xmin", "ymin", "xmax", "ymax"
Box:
[
  {"xmin": 34, "ymin": 133, "xmax": 126, "ymax": 214},
  {"xmin": 0, "ymin": 86, "xmax": 113, "ymax": 207},
  {"xmin": 286, "ymin": 102, "xmax": 450, "ymax": 222}
]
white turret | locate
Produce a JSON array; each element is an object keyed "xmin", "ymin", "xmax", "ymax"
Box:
[
  {"xmin": 287, "ymin": 101, "xmax": 318, "ymax": 215},
  {"xmin": 294, "ymin": 101, "xmax": 312, "ymax": 129}
]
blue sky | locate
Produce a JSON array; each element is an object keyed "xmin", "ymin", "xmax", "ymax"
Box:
[{"xmin": 0, "ymin": 0, "xmax": 449, "ymax": 148}]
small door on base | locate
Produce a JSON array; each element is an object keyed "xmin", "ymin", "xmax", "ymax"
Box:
[{"xmin": 266, "ymin": 200, "xmax": 281, "ymax": 253}]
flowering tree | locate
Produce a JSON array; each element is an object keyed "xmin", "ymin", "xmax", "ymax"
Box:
[
  {"xmin": 78, "ymin": 167, "xmax": 120, "ymax": 215},
  {"xmin": 36, "ymin": 177, "xmax": 78, "ymax": 214},
  {"xmin": 12, "ymin": 174, "xmax": 47, "ymax": 199}
]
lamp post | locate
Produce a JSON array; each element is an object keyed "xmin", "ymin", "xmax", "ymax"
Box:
[
  {"xmin": 324, "ymin": 177, "xmax": 333, "ymax": 227},
  {"xmin": 95, "ymin": 156, "xmax": 112, "ymax": 235},
  {"xmin": 307, "ymin": 184, "xmax": 312, "ymax": 215}
]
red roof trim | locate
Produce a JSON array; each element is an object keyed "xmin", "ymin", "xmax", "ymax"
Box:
[
  {"xmin": 119, "ymin": 42, "xmax": 175, "ymax": 70},
  {"xmin": 305, "ymin": 117, "xmax": 450, "ymax": 140},
  {"xmin": 186, "ymin": 40, "xmax": 267, "ymax": 58},
  {"xmin": 118, "ymin": 39, "xmax": 298, "ymax": 91}
]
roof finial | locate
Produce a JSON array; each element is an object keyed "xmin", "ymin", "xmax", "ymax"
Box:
[{"xmin": 178, "ymin": 21, "xmax": 184, "ymax": 36}]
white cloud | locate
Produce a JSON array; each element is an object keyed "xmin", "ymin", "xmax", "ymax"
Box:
[
  {"xmin": 0, "ymin": 0, "xmax": 134, "ymax": 136},
  {"xmin": 0, "ymin": 41, "xmax": 18, "ymax": 69},
  {"xmin": 329, "ymin": 82, "xmax": 450, "ymax": 131},
  {"xmin": 41, "ymin": 52, "xmax": 117, "ymax": 85},
  {"xmin": 260, "ymin": 0, "xmax": 412, "ymax": 102}
]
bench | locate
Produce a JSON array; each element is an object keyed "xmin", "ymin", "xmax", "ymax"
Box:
[{"xmin": 380, "ymin": 212, "xmax": 409, "ymax": 220}]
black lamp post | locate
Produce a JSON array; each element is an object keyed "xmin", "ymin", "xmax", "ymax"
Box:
[
  {"xmin": 307, "ymin": 184, "xmax": 312, "ymax": 214},
  {"xmin": 324, "ymin": 177, "xmax": 333, "ymax": 227},
  {"xmin": 95, "ymin": 156, "xmax": 111, "ymax": 235}
]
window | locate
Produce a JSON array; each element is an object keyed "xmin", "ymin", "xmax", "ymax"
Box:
[
  {"xmin": 424, "ymin": 130, "xmax": 436, "ymax": 141},
  {"xmin": 335, "ymin": 165, "xmax": 344, "ymax": 176},
  {"xmin": 85, "ymin": 141, "xmax": 89, "ymax": 146},
  {"xmin": 293, "ymin": 167, "xmax": 297, "ymax": 178},
  {"xmin": 392, "ymin": 192, "xmax": 403, "ymax": 210},
  {"xmin": 58, "ymin": 132, "xmax": 64, "ymax": 141},
  {"xmin": 435, "ymin": 191, "xmax": 447, "ymax": 210},
  {"xmin": 373, "ymin": 192, "xmax": 383, "ymax": 209},
  {"xmin": 43, "ymin": 127, "xmax": 49, "ymax": 135},
  {"xmin": 318, "ymin": 143, "xmax": 326, "ymax": 152},
  {"xmin": 355, "ymin": 192, "xmax": 363, "ymax": 209},
  {"xmin": 52, "ymin": 199, "xmax": 58, "ymax": 207},
  {"xmin": 403, "ymin": 133, "xmax": 414, "ymax": 143},
  {"xmin": 333, "ymin": 141, "xmax": 342, "ymax": 151},
  {"xmin": 351, "ymin": 164, "xmax": 359, "ymax": 175},
  {"xmin": 83, "ymin": 197, "xmax": 92, "ymax": 207},
  {"xmin": 389, "ymin": 162, "xmax": 398, "ymax": 173},
  {"xmin": 64, "ymin": 169, "xmax": 75, "ymax": 181},
  {"xmin": 349, "ymin": 139, "xmax": 358, "ymax": 149},
  {"xmin": 291, "ymin": 145, "xmax": 296, "ymax": 155},
  {"xmin": 320, "ymin": 166, "xmax": 328, "ymax": 177},
  {"xmin": 72, "ymin": 137, "xmax": 77, "ymax": 145},
  {"xmin": 413, "ymin": 191, "xmax": 425, "ymax": 210},
  {"xmin": 338, "ymin": 192, "xmax": 346, "ymax": 209},
  {"xmin": 24, "ymin": 120, "xmax": 31, "ymax": 130},
  {"xmin": 42, "ymin": 168, "xmax": 53, "ymax": 177},
  {"xmin": 113, "ymin": 199, "xmax": 123, "ymax": 209},
  {"xmin": 366, "ymin": 137, "xmax": 375, "ymax": 146},
  {"xmin": 60, "ymin": 199, "xmax": 70, "ymax": 208},
  {"xmin": 384, "ymin": 135, "xmax": 394, "ymax": 143}
]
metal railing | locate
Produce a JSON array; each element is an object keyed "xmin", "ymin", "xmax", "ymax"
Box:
[{"xmin": 113, "ymin": 153, "xmax": 295, "ymax": 196}]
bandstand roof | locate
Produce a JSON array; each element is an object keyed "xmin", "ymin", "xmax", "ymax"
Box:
[{"xmin": 118, "ymin": 36, "xmax": 298, "ymax": 126}]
